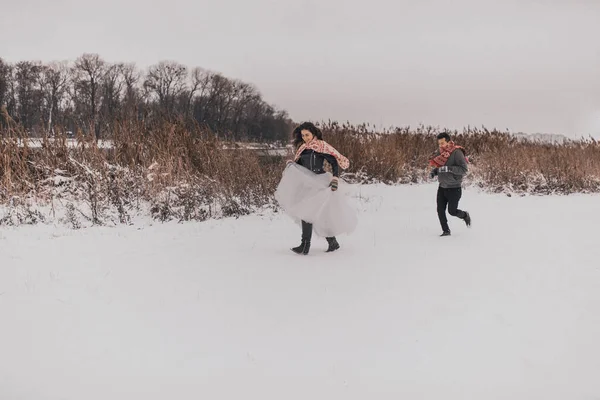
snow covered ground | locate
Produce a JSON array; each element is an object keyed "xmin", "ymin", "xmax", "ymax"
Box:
[
  {"xmin": 1, "ymin": 183, "xmax": 599, "ymax": 400},
  {"xmin": 13, "ymin": 138, "xmax": 115, "ymax": 149},
  {"xmin": 12, "ymin": 138, "xmax": 290, "ymax": 155}
]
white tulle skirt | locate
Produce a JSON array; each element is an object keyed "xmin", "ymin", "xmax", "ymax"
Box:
[{"xmin": 274, "ymin": 163, "xmax": 358, "ymax": 237}]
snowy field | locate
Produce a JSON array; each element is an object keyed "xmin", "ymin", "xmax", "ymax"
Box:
[{"xmin": 1, "ymin": 183, "xmax": 599, "ymax": 400}]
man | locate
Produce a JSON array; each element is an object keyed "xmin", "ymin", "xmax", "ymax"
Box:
[{"xmin": 429, "ymin": 132, "xmax": 471, "ymax": 236}]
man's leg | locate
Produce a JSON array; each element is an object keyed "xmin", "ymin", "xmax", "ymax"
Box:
[
  {"xmin": 447, "ymin": 188, "xmax": 468, "ymax": 220},
  {"xmin": 437, "ymin": 186, "xmax": 450, "ymax": 233}
]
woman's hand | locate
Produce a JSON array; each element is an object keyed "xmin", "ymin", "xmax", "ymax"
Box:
[{"xmin": 329, "ymin": 177, "xmax": 339, "ymax": 191}]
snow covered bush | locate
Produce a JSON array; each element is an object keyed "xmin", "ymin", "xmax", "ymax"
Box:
[{"xmin": 0, "ymin": 119, "xmax": 282, "ymax": 227}]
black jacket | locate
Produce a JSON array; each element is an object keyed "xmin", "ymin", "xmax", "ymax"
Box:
[{"xmin": 296, "ymin": 149, "xmax": 340, "ymax": 177}]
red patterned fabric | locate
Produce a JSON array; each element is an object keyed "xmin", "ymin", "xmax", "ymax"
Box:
[
  {"xmin": 294, "ymin": 139, "xmax": 350, "ymax": 170},
  {"xmin": 429, "ymin": 141, "xmax": 468, "ymax": 167}
]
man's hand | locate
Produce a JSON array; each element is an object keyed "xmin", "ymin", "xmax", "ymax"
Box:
[{"xmin": 429, "ymin": 168, "xmax": 438, "ymax": 179}]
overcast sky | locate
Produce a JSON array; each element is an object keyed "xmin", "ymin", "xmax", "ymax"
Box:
[{"xmin": 1, "ymin": 0, "xmax": 600, "ymax": 137}]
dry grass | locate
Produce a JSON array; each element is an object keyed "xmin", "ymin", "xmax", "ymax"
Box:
[
  {"xmin": 2, "ymin": 114, "xmax": 600, "ymax": 227},
  {"xmin": 321, "ymin": 122, "xmax": 600, "ymax": 194},
  {"xmin": 0, "ymin": 109, "xmax": 284, "ymax": 226}
]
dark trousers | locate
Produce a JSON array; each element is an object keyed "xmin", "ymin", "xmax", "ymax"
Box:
[
  {"xmin": 301, "ymin": 221, "xmax": 335, "ymax": 242},
  {"xmin": 437, "ymin": 187, "xmax": 467, "ymax": 232}
]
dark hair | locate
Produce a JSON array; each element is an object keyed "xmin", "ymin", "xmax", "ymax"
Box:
[
  {"xmin": 292, "ymin": 122, "xmax": 323, "ymax": 148},
  {"xmin": 436, "ymin": 131, "xmax": 451, "ymax": 142}
]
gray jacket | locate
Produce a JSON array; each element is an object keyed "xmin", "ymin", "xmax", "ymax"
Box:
[{"xmin": 436, "ymin": 148, "xmax": 468, "ymax": 188}]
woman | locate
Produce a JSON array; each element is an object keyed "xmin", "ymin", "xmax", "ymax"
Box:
[{"xmin": 274, "ymin": 122, "xmax": 357, "ymax": 255}]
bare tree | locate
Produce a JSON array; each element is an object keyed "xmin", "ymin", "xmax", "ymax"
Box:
[
  {"xmin": 0, "ymin": 58, "xmax": 9, "ymax": 108},
  {"xmin": 4, "ymin": 65, "xmax": 18, "ymax": 120},
  {"xmin": 121, "ymin": 64, "xmax": 140, "ymax": 102},
  {"xmin": 144, "ymin": 61, "xmax": 188, "ymax": 115},
  {"xmin": 15, "ymin": 61, "xmax": 44, "ymax": 132},
  {"xmin": 190, "ymin": 69, "xmax": 218, "ymax": 124},
  {"xmin": 0, "ymin": 58, "xmax": 11, "ymax": 127},
  {"xmin": 99, "ymin": 63, "xmax": 124, "ymax": 136},
  {"xmin": 117, "ymin": 63, "xmax": 143, "ymax": 120},
  {"xmin": 202, "ymin": 73, "xmax": 230, "ymax": 129},
  {"xmin": 185, "ymin": 67, "xmax": 210, "ymax": 117},
  {"xmin": 231, "ymin": 81, "xmax": 259, "ymax": 133},
  {"xmin": 40, "ymin": 61, "xmax": 69, "ymax": 134},
  {"xmin": 1, "ymin": 55, "xmax": 292, "ymax": 141},
  {"xmin": 73, "ymin": 53, "xmax": 107, "ymax": 139}
]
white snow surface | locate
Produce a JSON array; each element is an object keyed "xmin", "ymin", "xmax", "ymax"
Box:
[{"xmin": 1, "ymin": 184, "xmax": 599, "ymax": 400}]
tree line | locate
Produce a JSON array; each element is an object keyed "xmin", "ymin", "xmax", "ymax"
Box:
[{"xmin": 0, "ymin": 53, "xmax": 293, "ymax": 142}]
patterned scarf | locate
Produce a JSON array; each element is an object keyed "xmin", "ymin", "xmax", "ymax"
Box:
[
  {"xmin": 294, "ymin": 139, "xmax": 350, "ymax": 170},
  {"xmin": 429, "ymin": 141, "xmax": 468, "ymax": 167}
]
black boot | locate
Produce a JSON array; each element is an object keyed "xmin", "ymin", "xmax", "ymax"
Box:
[
  {"xmin": 291, "ymin": 221, "xmax": 312, "ymax": 255},
  {"xmin": 326, "ymin": 237, "xmax": 340, "ymax": 252},
  {"xmin": 440, "ymin": 231, "xmax": 451, "ymax": 237},
  {"xmin": 463, "ymin": 211, "xmax": 471, "ymax": 227},
  {"xmin": 291, "ymin": 240, "xmax": 310, "ymax": 255}
]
